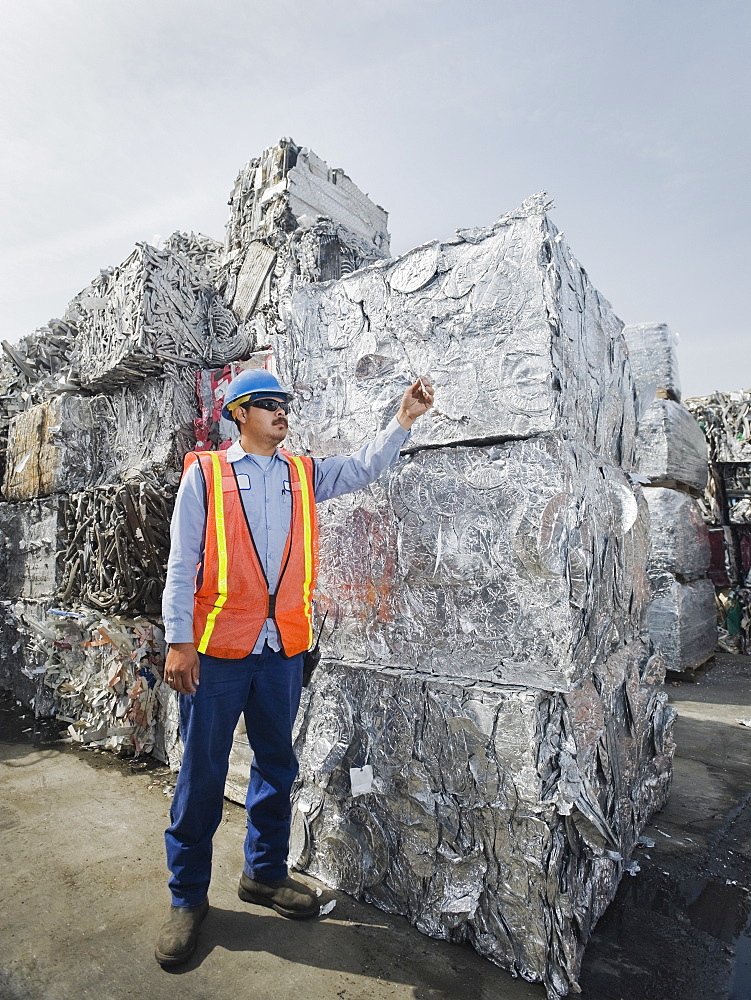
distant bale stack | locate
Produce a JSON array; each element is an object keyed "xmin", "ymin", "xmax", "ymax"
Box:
[
  {"xmin": 644, "ymin": 488, "xmax": 715, "ymax": 670},
  {"xmin": 624, "ymin": 322, "xmax": 716, "ymax": 674}
]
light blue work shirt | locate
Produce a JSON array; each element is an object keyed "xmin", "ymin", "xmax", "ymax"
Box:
[{"xmin": 162, "ymin": 416, "xmax": 411, "ymax": 651}]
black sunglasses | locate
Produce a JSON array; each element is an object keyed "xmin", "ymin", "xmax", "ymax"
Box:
[{"xmin": 247, "ymin": 397, "xmax": 291, "ymax": 414}]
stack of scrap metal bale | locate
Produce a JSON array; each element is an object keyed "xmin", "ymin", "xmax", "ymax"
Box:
[
  {"xmin": 0, "ymin": 232, "xmax": 228, "ymax": 762},
  {"xmin": 222, "ymin": 149, "xmax": 676, "ymax": 999},
  {"xmin": 623, "ymin": 323, "xmax": 716, "ymax": 675},
  {"xmin": 0, "ymin": 138, "xmax": 677, "ymax": 998},
  {"xmin": 685, "ymin": 389, "xmax": 751, "ymax": 652}
]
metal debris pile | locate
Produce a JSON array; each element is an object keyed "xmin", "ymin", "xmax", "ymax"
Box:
[
  {"xmin": 0, "ymin": 231, "xmax": 233, "ymax": 753},
  {"xmin": 686, "ymin": 390, "xmax": 751, "ymax": 463},
  {"xmin": 43, "ymin": 610, "xmax": 177, "ymax": 761},
  {"xmin": 0, "ymin": 139, "xmax": 684, "ymax": 999},
  {"xmin": 623, "ymin": 323, "xmax": 716, "ymax": 674},
  {"xmin": 685, "ymin": 391, "xmax": 751, "ymax": 652}
]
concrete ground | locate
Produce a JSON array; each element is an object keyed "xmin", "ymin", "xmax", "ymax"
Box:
[{"xmin": 1, "ymin": 654, "xmax": 749, "ymax": 1000}]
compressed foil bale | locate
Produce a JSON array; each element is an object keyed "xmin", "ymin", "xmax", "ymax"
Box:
[
  {"xmin": 0, "ymin": 599, "xmax": 55, "ymax": 712},
  {"xmin": 0, "ymin": 499, "xmax": 63, "ymax": 600},
  {"xmin": 0, "ymin": 318, "xmax": 79, "ymax": 487},
  {"xmin": 637, "ymin": 398, "xmax": 708, "ymax": 491},
  {"xmin": 316, "ymin": 437, "xmax": 649, "ymax": 691},
  {"xmin": 1, "ymin": 374, "xmax": 197, "ymax": 501},
  {"xmin": 98, "ymin": 372, "xmax": 199, "ymax": 486},
  {"xmin": 645, "ymin": 487, "xmax": 711, "ymax": 580},
  {"xmin": 277, "ymin": 194, "xmax": 637, "ymax": 471},
  {"xmin": 69, "ymin": 243, "xmax": 224, "ymax": 389},
  {"xmin": 647, "ymin": 576, "xmax": 717, "ymax": 671},
  {"xmin": 2, "ymin": 396, "xmax": 104, "ymax": 500},
  {"xmin": 288, "ymin": 641, "xmax": 674, "ymax": 997},
  {"xmin": 622, "ymin": 322, "xmax": 681, "ymax": 402}
]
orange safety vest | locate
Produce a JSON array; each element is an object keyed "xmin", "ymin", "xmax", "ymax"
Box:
[{"xmin": 184, "ymin": 448, "xmax": 319, "ymax": 659}]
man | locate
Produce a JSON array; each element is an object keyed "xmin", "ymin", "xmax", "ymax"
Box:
[{"xmin": 156, "ymin": 367, "xmax": 434, "ymax": 966}]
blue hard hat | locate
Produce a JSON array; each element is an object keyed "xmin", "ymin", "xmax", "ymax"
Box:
[{"xmin": 221, "ymin": 369, "xmax": 293, "ymax": 420}]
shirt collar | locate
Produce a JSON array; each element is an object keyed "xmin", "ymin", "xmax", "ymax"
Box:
[{"xmin": 225, "ymin": 441, "xmax": 285, "ymax": 465}]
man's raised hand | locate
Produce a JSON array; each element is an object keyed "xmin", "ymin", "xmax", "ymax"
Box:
[{"xmin": 397, "ymin": 376, "xmax": 435, "ymax": 429}]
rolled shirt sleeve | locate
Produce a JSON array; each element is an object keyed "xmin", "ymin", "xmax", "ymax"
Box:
[{"xmin": 313, "ymin": 416, "xmax": 410, "ymax": 502}]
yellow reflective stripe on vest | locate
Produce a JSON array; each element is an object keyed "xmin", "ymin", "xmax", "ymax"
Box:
[
  {"xmin": 198, "ymin": 453, "xmax": 229, "ymax": 653},
  {"xmin": 288, "ymin": 456, "xmax": 315, "ymax": 647}
]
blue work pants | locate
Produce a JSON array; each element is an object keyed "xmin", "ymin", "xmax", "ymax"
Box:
[{"xmin": 164, "ymin": 645, "xmax": 303, "ymax": 907}]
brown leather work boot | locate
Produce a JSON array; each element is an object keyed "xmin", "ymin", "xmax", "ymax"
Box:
[
  {"xmin": 154, "ymin": 899, "xmax": 209, "ymax": 966},
  {"xmin": 238, "ymin": 872, "xmax": 319, "ymax": 919}
]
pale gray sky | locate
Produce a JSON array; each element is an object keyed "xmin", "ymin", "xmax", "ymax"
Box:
[{"xmin": 1, "ymin": 0, "xmax": 748, "ymax": 397}]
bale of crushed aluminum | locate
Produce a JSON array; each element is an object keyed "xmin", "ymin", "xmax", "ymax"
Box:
[
  {"xmin": 2, "ymin": 396, "xmax": 103, "ymax": 500},
  {"xmin": 637, "ymin": 398, "xmax": 708, "ymax": 490},
  {"xmin": 622, "ymin": 322, "xmax": 681, "ymax": 402},
  {"xmin": 647, "ymin": 575, "xmax": 717, "ymax": 671},
  {"xmin": 0, "ymin": 599, "xmax": 55, "ymax": 714},
  {"xmin": 0, "ymin": 499, "xmax": 63, "ymax": 600},
  {"xmin": 1, "ymin": 374, "xmax": 197, "ymax": 500},
  {"xmin": 225, "ymin": 139, "xmax": 390, "ymax": 254},
  {"xmin": 98, "ymin": 372, "xmax": 199, "ymax": 486},
  {"xmin": 0, "ymin": 319, "xmax": 79, "ymax": 485},
  {"xmin": 685, "ymin": 390, "xmax": 751, "ymax": 463},
  {"xmin": 277, "ymin": 194, "xmax": 637, "ymax": 471},
  {"xmin": 57, "ymin": 479, "xmax": 175, "ymax": 616},
  {"xmin": 645, "ymin": 487, "xmax": 711, "ymax": 581},
  {"xmin": 219, "ymin": 182, "xmax": 672, "ymax": 997},
  {"xmin": 315, "ymin": 437, "xmax": 648, "ymax": 692},
  {"xmin": 283, "ymin": 642, "xmax": 674, "ymax": 997},
  {"xmin": 69, "ymin": 243, "xmax": 235, "ymax": 389},
  {"xmin": 221, "ymin": 140, "xmax": 390, "ymax": 347}
]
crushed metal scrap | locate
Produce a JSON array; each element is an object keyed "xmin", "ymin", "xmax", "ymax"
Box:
[
  {"xmin": 0, "ymin": 136, "xmax": 718, "ymax": 998},
  {"xmin": 686, "ymin": 390, "xmax": 751, "ymax": 653}
]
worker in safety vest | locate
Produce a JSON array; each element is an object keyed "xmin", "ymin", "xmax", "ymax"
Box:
[{"xmin": 155, "ymin": 367, "xmax": 434, "ymax": 966}]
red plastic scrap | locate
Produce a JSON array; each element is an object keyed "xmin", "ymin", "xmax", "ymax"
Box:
[{"xmin": 195, "ymin": 361, "xmax": 252, "ymax": 451}]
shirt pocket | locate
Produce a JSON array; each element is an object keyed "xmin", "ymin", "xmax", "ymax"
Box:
[{"xmin": 275, "ymin": 484, "xmax": 293, "ymax": 536}]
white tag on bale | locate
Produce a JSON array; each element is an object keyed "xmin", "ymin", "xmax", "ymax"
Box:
[{"xmin": 349, "ymin": 765, "xmax": 373, "ymax": 797}]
